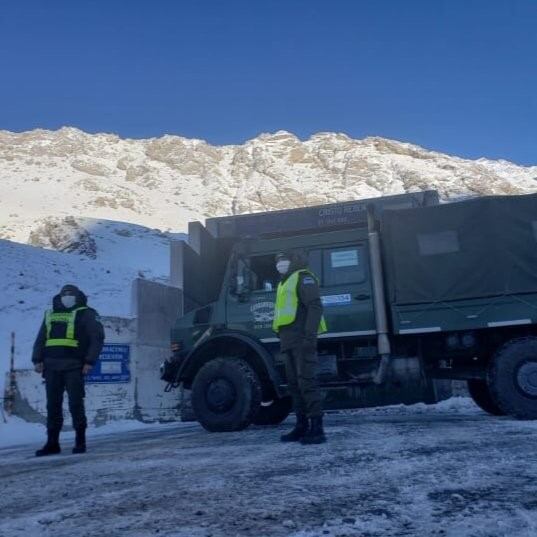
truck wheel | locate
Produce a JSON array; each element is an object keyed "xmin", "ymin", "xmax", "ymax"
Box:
[
  {"xmin": 467, "ymin": 379, "xmax": 505, "ymax": 416},
  {"xmin": 191, "ymin": 357, "xmax": 262, "ymax": 432},
  {"xmin": 488, "ymin": 337, "xmax": 537, "ymax": 420},
  {"xmin": 252, "ymin": 396, "xmax": 293, "ymax": 426}
]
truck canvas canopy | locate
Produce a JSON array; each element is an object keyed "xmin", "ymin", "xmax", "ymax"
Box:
[{"xmin": 382, "ymin": 193, "xmax": 537, "ymax": 305}]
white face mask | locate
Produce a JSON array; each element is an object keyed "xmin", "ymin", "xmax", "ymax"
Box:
[
  {"xmin": 276, "ymin": 260, "xmax": 291, "ymax": 274},
  {"xmin": 61, "ymin": 295, "xmax": 76, "ymax": 309}
]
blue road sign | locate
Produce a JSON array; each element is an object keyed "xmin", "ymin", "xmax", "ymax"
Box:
[{"xmin": 85, "ymin": 344, "xmax": 130, "ymax": 383}]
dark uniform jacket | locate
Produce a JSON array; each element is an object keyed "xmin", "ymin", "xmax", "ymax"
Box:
[
  {"xmin": 32, "ymin": 289, "xmax": 105, "ymax": 371},
  {"xmin": 278, "ymin": 258, "xmax": 323, "ymax": 352}
]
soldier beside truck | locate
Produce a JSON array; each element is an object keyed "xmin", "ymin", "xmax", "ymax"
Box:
[
  {"xmin": 273, "ymin": 250, "xmax": 327, "ymax": 444},
  {"xmin": 162, "ymin": 190, "xmax": 537, "ymax": 433}
]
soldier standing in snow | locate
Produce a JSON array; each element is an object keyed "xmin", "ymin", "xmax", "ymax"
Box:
[
  {"xmin": 272, "ymin": 250, "xmax": 328, "ymax": 444},
  {"xmin": 32, "ymin": 284, "xmax": 104, "ymax": 456}
]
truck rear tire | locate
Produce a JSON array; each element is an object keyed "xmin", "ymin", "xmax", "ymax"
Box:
[
  {"xmin": 191, "ymin": 357, "xmax": 262, "ymax": 432},
  {"xmin": 252, "ymin": 396, "xmax": 293, "ymax": 426},
  {"xmin": 488, "ymin": 337, "xmax": 537, "ymax": 420},
  {"xmin": 467, "ymin": 379, "xmax": 505, "ymax": 416}
]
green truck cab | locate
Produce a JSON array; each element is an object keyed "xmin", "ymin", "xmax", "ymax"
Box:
[{"xmin": 162, "ymin": 190, "xmax": 537, "ymax": 431}]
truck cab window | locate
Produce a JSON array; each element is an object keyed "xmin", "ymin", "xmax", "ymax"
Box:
[
  {"xmin": 248, "ymin": 255, "xmax": 279, "ymax": 292},
  {"xmin": 323, "ymin": 246, "xmax": 364, "ymax": 285}
]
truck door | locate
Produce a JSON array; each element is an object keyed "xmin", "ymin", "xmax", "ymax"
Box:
[
  {"xmin": 226, "ymin": 245, "xmax": 376, "ymax": 342},
  {"xmin": 310, "ymin": 244, "xmax": 376, "ymax": 338},
  {"xmin": 226, "ymin": 253, "xmax": 279, "ymax": 342}
]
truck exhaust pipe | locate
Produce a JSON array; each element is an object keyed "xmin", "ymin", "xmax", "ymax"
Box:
[{"xmin": 367, "ymin": 205, "xmax": 392, "ymax": 384}]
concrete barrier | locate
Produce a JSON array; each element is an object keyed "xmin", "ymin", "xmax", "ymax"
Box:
[
  {"xmin": 5, "ymin": 279, "xmax": 185, "ymax": 426},
  {"xmin": 131, "ymin": 278, "xmax": 183, "ymax": 422},
  {"xmin": 5, "ymin": 315, "xmax": 136, "ymax": 427}
]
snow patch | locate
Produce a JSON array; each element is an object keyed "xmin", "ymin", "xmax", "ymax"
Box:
[{"xmin": 0, "ymin": 414, "xmax": 163, "ymax": 449}]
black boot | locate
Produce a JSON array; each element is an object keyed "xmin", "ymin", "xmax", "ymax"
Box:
[
  {"xmin": 280, "ymin": 414, "xmax": 308, "ymax": 442},
  {"xmin": 72, "ymin": 427, "xmax": 86, "ymax": 454},
  {"xmin": 300, "ymin": 416, "xmax": 327, "ymax": 445},
  {"xmin": 35, "ymin": 429, "xmax": 61, "ymax": 457}
]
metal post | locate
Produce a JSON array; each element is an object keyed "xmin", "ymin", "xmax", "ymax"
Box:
[
  {"xmin": 367, "ymin": 206, "xmax": 392, "ymax": 384},
  {"xmin": 5, "ymin": 332, "xmax": 16, "ymax": 417}
]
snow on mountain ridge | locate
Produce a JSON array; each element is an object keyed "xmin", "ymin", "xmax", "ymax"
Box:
[{"xmin": 1, "ymin": 127, "xmax": 537, "ymax": 249}]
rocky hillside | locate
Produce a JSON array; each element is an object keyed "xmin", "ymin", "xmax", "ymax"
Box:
[{"xmin": 1, "ymin": 127, "xmax": 536, "ymax": 255}]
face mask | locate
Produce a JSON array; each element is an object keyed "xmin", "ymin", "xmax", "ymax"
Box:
[
  {"xmin": 276, "ymin": 260, "xmax": 291, "ymax": 274},
  {"xmin": 61, "ymin": 295, "xmax": 76, "ymax": 309}
]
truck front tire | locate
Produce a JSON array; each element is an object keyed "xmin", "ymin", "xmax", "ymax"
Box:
[
  {"xmin": 252, "ymin": 396, "xmax": 293, "ymax": 426},
  {"xmin": 191, "ymin": 357, "xmax": 262, "ymax": 432},
  {"xmin": 488, "ymin": 337, "xmax": 537, "ymax": 420},
  {"xmin": 467, "ymin": 379, "xmax": 505, "ymax": 416}
]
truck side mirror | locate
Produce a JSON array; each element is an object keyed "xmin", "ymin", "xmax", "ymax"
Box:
[
  {"xmin": 231, "ymin": 258, "xmax": 251, "ymax": 301},
  {"xmin": 236, "ymin": 275, "xmax": 250, "ymax": 297}
]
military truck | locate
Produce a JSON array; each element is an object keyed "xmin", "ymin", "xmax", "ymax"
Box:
[{"xmin": 161, "ymin": 190, "xmax": 537, "ymax": 431}]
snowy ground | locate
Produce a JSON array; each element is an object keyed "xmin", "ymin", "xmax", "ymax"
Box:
[
  {"xmin": 1, "ymin": 398, "xmax": 537, "ymax": 537},
  {"xmin": 0, "ymin": 415, "xmax": 159, "ymax": 450}
]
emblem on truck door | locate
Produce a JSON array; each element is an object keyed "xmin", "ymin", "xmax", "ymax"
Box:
[{"xmin": 251, "ymin": 301, "xmax": 275, "ymax": 324}]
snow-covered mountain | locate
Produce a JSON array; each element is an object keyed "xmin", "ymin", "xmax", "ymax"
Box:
[
  {"xmin": 1, "ymin": 127, "xmax": 536, "ymax": 252},
  {"xmin": 1, "ymin": 127, "xmax": 537, "ymax": 390}
]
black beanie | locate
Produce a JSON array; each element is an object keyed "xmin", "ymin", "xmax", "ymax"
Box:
[
  {"xmin": 60, "ymin": 284, "xmax": 80, "ymax": 295},
  {"xmin": 275, "ymin": 251, "xmax": 292, "ymax": 262}
]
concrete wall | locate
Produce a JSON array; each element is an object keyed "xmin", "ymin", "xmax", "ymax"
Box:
[
  {"xmin": 6, "ymin": 279, "xmax": 185, "ymax": 426},
  {"xmin": 7, "ymin": 315, "xmax": 137, "ymax": 427},
  {"xmin": 131, "ymin": 278, "xmax": 183, "ymax": 422},
  {"xmin": 169, "ymin": 240, "xmax": 184, "ymax": 290}
]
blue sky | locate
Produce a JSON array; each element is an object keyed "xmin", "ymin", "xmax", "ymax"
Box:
[{"xmin": 0, "ymin": 1, "xmax": 536, "ymax": 164}]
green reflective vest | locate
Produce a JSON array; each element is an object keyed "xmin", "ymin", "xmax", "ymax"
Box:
[
  {"xmin": 272, "ymin": 270, "xmax": 327, "ymax": 334},
  {"xmin": 45, "ymin": 307, "xmax": 88, "ymax": 348}
]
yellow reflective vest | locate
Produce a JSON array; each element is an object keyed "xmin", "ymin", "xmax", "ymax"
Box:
[
  {"xmin": 272, "ymin": 270, "xmax": 327, "ymax": 334},
  {"xmin": 45, "ymin": 307, "xmax": 88, "ymax": 348}
]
